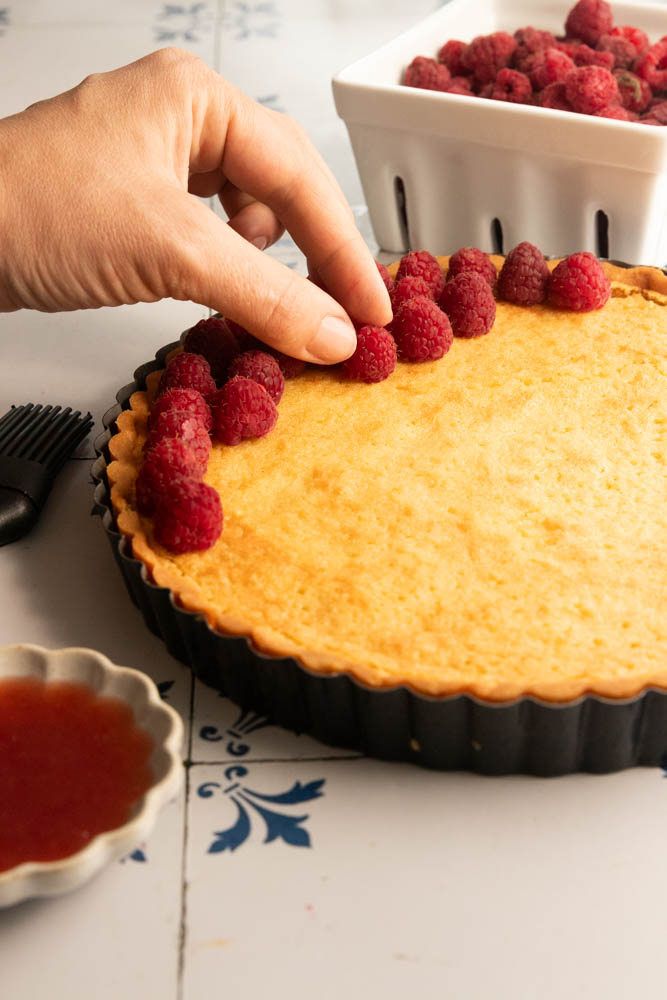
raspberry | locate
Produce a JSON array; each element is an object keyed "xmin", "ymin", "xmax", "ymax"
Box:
[
  {"xmin": 609, "ymin": 26, "xmax": 649, "ymax": 55},
  {"xmin": 513, "ymin": 26, "xmax": 557, "ymax": 53},
  {"xmin": 463, "ymin": 32, "xmax": 517, "ymax": 84},
  {"xmin": 221, "ymin": 322, "xmax": 305, "ymax": 379},
  {"xmin": 395, "ymin": 250, "xmax": 445, "ymax": 299},
  {"xmin": 539, "ymin": 81, "xmax": 573, "ymax": 110},
  {"xmin": 564, "ymin": 65, "xmax": 619, "ymax": 114},
  {"xmin": 571, "ymin": 43, "xmax": 614, "ymax": 70},
  {"xmin": 529, "ymin": 48, "xmax": 576, "ymax": 90},
  {"xmin": 340, "ymin": 325, "xmax": 397, "ymax": 383},
  {"xmin": 145, "ymin": 410, "xmax": 211, "ymax": 471},
  {"xmin": 594, "ymin": 104, "xmax": 636, "ymax": 120},
  {"xmin": 148, "ymin": 387, "xmax": 212, "ymax": 433},
  {"xmin": 390, "ymin": 275, "xmax": 433, "ymax": 312},
  {"xmin": 646, "ymin": 100, "xmax": 667, "ymax": 124},
  {"xmin": 391, "ymin": 297, "xmax": 453, "ymax": 362},
  {"xmin": 497, "ymin": 242, "xmax": 551, "ymax": 306},
  {"xmin": 639, "ymin": 115, "xmax": 666, "ymax": 126},
  {"xmin": 158, "ymin": 352, "xmax": 217, "ymax": 401},
  {"xmin": 227, "ymin": 350, "xmax": 285, "ymax": 404},
  {"xmin": 439, "ymin": 272, "xmax": 496, "ymax": 339},
  {"xmin": 564, "ymin": 0, "xmax": 613, "ymax": 47},
  {"xmin": 445, "ymin": 78, "xmax": 474, "ymax": 96},
  {"xmin": 183, "ymin": 317, "xmax": 241, "ymax": 384},
  {"xmin": 596, "ymin": 34, "xmax": 638, "ymax": 71},
  {"xmin": 491, "ymin": 68, "xmax": 533, "ymax": 103},
  {"xmin": 635, "ymin": 41, "xmax": 667, "ymax": 93},
  {"xmin": 377, "ymin": 262, "xmax": 395, "ymax": 293},
  {"xmin": 447, "ymin": 247, "xmax": 497, "ymax": 286},
  {"xmin": 211, "ymin": 377, "xmax": 278, "ymax": 446},
  {"xmin": 437, "ymin": 39, "xmax": 469, "ymax": 77},
  {"xmin": 614, "ymin": 69, "xmax": 651, "ymax": 113},
  {"xmin": 153, "ymin": 479, "xmax": 222, "ymax": 554},
  {"xmin": 135, "ymin": 438, "xmax": 203, "ymax": 516},
  {"xmin": 404, "ymin": 56, "xmax": 451, "ymax": 91},
  {"xmin": 548, "ymin": 252, "xmax": 611, "ymax": 311}
]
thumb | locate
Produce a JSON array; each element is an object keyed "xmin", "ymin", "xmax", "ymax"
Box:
[{"xmin": 163, "ymin": 194, "xmax": 361, "ymax": 364}]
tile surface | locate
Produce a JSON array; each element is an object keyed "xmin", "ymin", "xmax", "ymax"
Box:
[{"xmin": 2, "ymin": 2, "xmax": 666, "ymax": 999}]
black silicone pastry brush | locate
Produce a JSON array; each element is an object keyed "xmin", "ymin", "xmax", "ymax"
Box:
[{"xmin": 0, "ymin": 403, "xmax": 94, "ymax": 545}]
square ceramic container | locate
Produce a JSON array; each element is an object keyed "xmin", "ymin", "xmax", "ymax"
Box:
[{"xmin": 332, "ymin": 0, "xmax": 667, "ymax": 263}]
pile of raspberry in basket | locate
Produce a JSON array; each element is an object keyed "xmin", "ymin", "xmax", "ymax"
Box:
[{"xmin": 403, "ymin": 0, "xmax": 667, "ymax": 124}]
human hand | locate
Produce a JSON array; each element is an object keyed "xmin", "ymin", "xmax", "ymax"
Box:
[{"xmin": 0, "ymin": 48, "xmax": 391, "ymax": 363}]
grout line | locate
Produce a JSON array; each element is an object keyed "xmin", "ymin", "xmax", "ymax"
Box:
[{"xmin": 176, "ymin": 670, "xmax": 196, "ymax": 1000}]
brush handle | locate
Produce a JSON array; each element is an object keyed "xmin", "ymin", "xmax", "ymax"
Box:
[{"xmin": 0, "ymin": 487, "xmax": 39, "ymax": 545}]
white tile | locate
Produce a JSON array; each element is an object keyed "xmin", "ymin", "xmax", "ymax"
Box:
[
  {"xmin": 191, "ymin": 677, "xmax": 361, "ymax": 762},
  {"xmin": 183, "ymin": 758, "xmax": 667, "ymax": 999},
  {"xmin": 0, "ymin": 784, "xmax": 185, "ymax": 1000}
]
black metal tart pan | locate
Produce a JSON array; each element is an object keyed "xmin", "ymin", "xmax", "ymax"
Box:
[{"xmin": 91, "ymin": 312, "xmax": 667, "ymax": 777}]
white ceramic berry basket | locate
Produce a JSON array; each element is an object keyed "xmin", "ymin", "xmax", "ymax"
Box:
[{"xmin": 332, "ymin": 0, "xmax": 667, "ymax": 264}]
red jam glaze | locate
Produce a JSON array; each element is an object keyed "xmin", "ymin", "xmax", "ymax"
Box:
[{"xmin": 0, "ymin": 677, "xmax": 154, "ymax": 872}]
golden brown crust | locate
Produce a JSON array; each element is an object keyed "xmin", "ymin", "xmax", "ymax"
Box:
[{"xmin": 108, "ymin": 256, "xmax": 667, "ymax": 704}]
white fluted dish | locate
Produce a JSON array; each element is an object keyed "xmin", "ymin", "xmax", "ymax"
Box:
[{"xmin": 0, "ymin": 643, "xmax": 184, "ymax": 908}]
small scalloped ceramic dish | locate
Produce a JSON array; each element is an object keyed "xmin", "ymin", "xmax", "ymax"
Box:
[{"xmin": 0, "ymin": 644, "xmax": 183, "ymax": 908}]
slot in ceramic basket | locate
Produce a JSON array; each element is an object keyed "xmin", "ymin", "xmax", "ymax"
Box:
[{"xmin": 332, "ymin": 0, "xmax": 667, "ymax": 263}]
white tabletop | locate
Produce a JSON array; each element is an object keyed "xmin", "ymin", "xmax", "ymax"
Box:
[{"xmin": 2, "ymin": 2, "xmax": 667, "ymax": 998}]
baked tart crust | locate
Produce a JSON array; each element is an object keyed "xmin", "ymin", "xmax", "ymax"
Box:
[{"xmin": 108, "ymin": 258, "xmax": 667, "ymax": 703}]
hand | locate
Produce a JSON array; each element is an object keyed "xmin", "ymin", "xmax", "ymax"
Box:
[{"xmin": 0, "ymin": 48, "xmax": 391, "ymax": 363}]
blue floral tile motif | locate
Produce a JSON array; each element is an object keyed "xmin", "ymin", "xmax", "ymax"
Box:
[
  {"xmin": 120, "ymin": 846, "xmax": 147, "ymax": 863},
  {"xmin": 0, "ymin": 9, "xmax": 9, "ymax": 36},
  {"xmin": 198, "ymin": 765, "xmax": 325, "ymax": 852},
  {"xmin": 199, "ymin": 707, "xmax": 271, "ymax": 756},
  {"xmin": 154, "ymin": 3, "xmax": 213, "ymax": 43},
  {"xmin": 223, "ymin": 2, "xmax": 281, "ymax": 40}
]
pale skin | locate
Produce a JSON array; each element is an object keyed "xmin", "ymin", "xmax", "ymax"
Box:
[{"xmin": 0, "ymin": 48, "xmax": 392, "ymax": 363}]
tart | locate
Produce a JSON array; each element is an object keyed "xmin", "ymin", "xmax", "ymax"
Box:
[{"xmin": 98, "ymin": 256, "xmax": 667, "ymax": 773}]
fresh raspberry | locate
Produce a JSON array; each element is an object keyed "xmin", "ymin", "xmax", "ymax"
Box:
[
  {"xmin": 462, "ymin": 32, "xmax": 517, "ymax": 84},
  {"xmin": 447, "ymin": 247, "xmax": 497, "ymax": 286},
  {"xmin": 227, "ymin": 350, "xmax": 285, "ymax": 404},
  {"xmin": 646, "ymin": 100, "xmax": 667, "ymax": 124},
  {"xmin": 477, "ymin": 82, "xmax": 496, "ymax": 99},
  {"xmin": 639, "ymin": 114, "xmax": 667, "ymax": 126},
  {"xmin": 158, "ymin": 352, "xmax": 217, "ymax": 401},
  {"xmin": 539, "ymin": 81, "xmax": 574, "ymax": 110},
  {"xmin": 596, "ymin": 34, "xmax": 638, "ymax": 70},
  {"xmin": 548, "ymin": 252, "xmax": 611, "ymax": 311},
  {"xmin": 148, "ymin": 387, "xmax": 212, "ymax": 433},
  {"xmin": 438, "ymin": 272, "xmax": 496, "ymax": 339},
  {"xmin": 571, "ymin": 43, "xmax": 615, "ymax": 70},
  {"xmin": 529, "ymin": 48, "xmax": 576, "ymax": 90},
  {"xmin": 635, "ymin": 41, "xmax": 667, "ymax": 93},
  {"xmin": 513, "ymin": 26, "xmax": 557, "ymax": 53},
  {"xmin": 390, "ymin": 275, "xmax": 433, "ymax": 312},
  {"xmin": 491, "ymin": 68, "xmax": 533, "ymax": 103},
  {"xmin": 609, "ymin": 26, "xmax": 649, "ymax": 55},
  {"xmin": 437, "ymin": 39, "xmax": 469, "ymax": 77},
  {"xmin": 614, "ymin": 69, "xmax": 652, "ymax": 113},
  {"xmin": 377, "ymin": 262, "xmax": 395, "ymax": 293},
  {"xmin": 153, "ymin": 479, "xmax": 222, "ymax": 554},
  {"xmin": 497, "ymin": 242, "xmax": 551, "ymax": 305},
  {"xmin": 594, "ymin": 104, "xmax": 637, "ymax": 120},
  {"xmin": 145, "ymin": 410, "xmax": 211, "ymax": 471},
  {"xmin": 211, "ymin": 377, "xmax": 278, "ymax": 446},
  {"xmin": 564, "ymin": 0, "xmax": 613, "ymax": 47},
  {"xmin": 183, "ymin": 317, "xmax": 241, "ymax": 384},
  {"xmin": 395, "ymin": 250, "xmax": 445, "ymax": 299},
  {"xmin": 391, "ymin": 297, "xmax": 453, "ymax": 362},
  {"xmin": 221, "ymin": 322, "xmax": 305, "ymax": 379},
  {"xmin": 564, "ymin": 65, "xmax": 619, "ymax": 114},
  {"xmin": 340, "ymin": 325, "xmax": 397, "ymax": 383},
  {"xmin": 404, "ymin": 56, "xmax": 451, "ymax": 91},
  {"xmin": 135, "ymin": 438, "xmax": 203, "ymax": 516},
  {"xmin": 445, "ymin": 77, "xmax": 474, "ymax": 96}
]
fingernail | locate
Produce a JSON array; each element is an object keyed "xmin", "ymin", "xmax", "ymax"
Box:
[
  {"xmin": 307, "ymin": 316, "xmax": 357, "ymax": 363},
  {"xmin": 251, "ymin": 236, "xmax": 268, "ymax": 251}
]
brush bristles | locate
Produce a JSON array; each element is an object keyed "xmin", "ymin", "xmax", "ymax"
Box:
[{"xmin": 0, "ymin": 404, "xmax": 94, "ymax": 473}]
